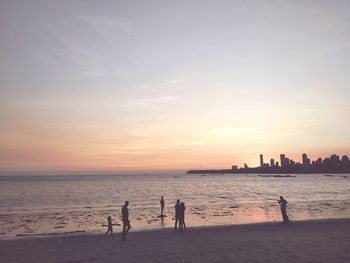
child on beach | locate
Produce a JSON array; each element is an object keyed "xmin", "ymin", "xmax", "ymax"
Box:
[{"xmin": 105, "ymin": 216, "xmax": 113, "ymax": 236}]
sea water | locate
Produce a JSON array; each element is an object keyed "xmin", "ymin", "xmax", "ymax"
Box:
[{"xmin": 0, "ymin": 173, "xmax": 349, "ymax": 239}]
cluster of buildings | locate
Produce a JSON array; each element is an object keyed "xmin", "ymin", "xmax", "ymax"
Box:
[
  {"xmin": 187, "ymin": 153, "xmax": 350, "ymax": 174},
  {"xmin": 235, "ymin": 153, "xmax": 350, "ymax": 173}
]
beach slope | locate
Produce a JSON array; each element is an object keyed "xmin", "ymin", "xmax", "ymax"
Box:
[{"xmin": 1, "ymin": 219, "xmax": 349, "ymax": 263}]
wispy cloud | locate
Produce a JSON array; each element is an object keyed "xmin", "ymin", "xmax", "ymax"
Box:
[
  {"xmin": 77, "ymin": 15, "xmax": 136, "ymax": 37},
  {"xmin": 131, "ymin": 78, "xmax": 185, "ymax": 90},
  {"xmin": 31, "ymin": 14, "xmax": 140, "ymax": 80},
  {"xmin": 123, "ymin": 96, "xmax": 179, "ymax": 111}
]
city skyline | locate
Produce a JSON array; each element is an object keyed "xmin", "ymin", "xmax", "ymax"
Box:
[
  {"xmin": 253, "ymin": 152, "xmax": 349, "ymax": 169},
  {"xmin": 188, "ymin": 152, "xmax": 350, "ymax": 174},
  {"xmin": 1, "ymin": 1, "xmax": 350, "ymax": 175}
]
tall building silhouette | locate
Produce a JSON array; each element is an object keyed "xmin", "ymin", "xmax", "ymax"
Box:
[
  {"xmin": 270, "ymin": 158, "xmax": 275, "ymax": 167},
  {"xmin": 260, "ymin": 154, "xmax": 264, "ymax": 167},
  {"xmin": 302, "ymin": 153, "xmax": 310, "ymax": 166},
  {"xmin": 280, "ymin": 154, "xmax": 286, "ymax": 168}
]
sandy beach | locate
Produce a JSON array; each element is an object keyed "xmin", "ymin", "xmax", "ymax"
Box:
[{"xmin": 1, "ymin": 218, "xmax": 349, "ymax": 263}]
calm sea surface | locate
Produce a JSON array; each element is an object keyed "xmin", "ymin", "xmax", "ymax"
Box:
[{"xmin": 0, "ymin": 173, "xmax": 349, "ymax": 239}]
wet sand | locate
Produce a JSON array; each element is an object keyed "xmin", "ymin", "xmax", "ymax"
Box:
[{"xmin": 0, "ymin": 219, "xmax": 349, "ymax": 263}]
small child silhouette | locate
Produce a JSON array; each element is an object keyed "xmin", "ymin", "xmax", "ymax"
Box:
[{"xmin": 105, "ymin": 216, "xmax": 113, "ymax": 236}]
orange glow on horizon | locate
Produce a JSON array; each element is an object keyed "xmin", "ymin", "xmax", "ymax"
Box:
[{"xmin": 1, "ymin": 2, "xmax": 349, "ymax": 174}]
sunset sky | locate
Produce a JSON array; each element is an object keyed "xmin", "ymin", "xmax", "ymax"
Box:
[{"xmin": 1, "ymin": 1, "xmax": 349, "ymax": 174}]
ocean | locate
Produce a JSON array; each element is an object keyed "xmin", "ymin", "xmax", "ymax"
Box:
[{"xmin": 0, "ymin": 173, "xmax": 349, "ymax": 239}]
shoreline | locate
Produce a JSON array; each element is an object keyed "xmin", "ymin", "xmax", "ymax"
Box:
[
  {"xmin": 1, "ymin": 218, "xmax": 349, "ymax": 262},
  {"xmin": 2, "ymin": 216, "xmax": 349, "ymax": 241},
  {"xmin": 0, "ymin": 216, "xmax": 350, "ymax": 243}
]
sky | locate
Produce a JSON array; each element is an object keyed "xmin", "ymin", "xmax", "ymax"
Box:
[{"xmin": 0, "ymin": 0, "xmax": 349, "ymax": 175}]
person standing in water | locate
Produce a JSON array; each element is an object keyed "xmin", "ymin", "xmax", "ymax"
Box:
[
  {"xmin": 160, "ymin": 196, "xmax": 165, "ymax": 216},
  {"xmin": 278, "ymin": 196, "xmax": 290, "ymax": 224},
  {"xmin": 121, "ymin": 201, "xmax": 131, "ymax": 240},
  {"xmin": 174, "ymin": 199, "xmax": 181, "ymax": 231}
]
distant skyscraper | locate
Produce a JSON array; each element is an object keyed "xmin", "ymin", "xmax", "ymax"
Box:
[
  {"xmin": 302, "ymin": 153, "xmax": 310, "ymax": 166},
  {"xmin": 280, "ymin": 154, "xmax": 286, "ymax": 168},
  {"xmin": 302, "ymin": 153, "xmax": 307, "ymax": 164},
  {"xmin": 270, "ymin": 158, "xmax": 275, "ymax": 167},
  {"xmin": 260, "ymin": 154, "xmax": 264, "ymax": 167}
]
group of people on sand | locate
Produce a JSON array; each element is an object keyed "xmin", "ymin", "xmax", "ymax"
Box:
[
  {"xmin": 105, "ymin": 195, "xmax": 290, "ymax": 240},
  {"xmin": 105, "ymin": 197, "xmax": 187, "ymax": 240},
  {"xmin": 105, "ymin": 200, "xmax": 131, "ymax": 240}
]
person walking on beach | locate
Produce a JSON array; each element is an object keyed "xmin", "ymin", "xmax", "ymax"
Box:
[
  {"xmin": 278, "ymin": 196, "xmax": 290, "ymax": 224},
  {"xmin": 174, "ymin": 199, "xmax": 181, "ymax": 231},
  {"xmin": 104, "ymin": 216, "xmax": 113, "ymax": 236},
  {"xmin": 179, "ymin": 202, "xmax": 186, "ymax": 231},
  {"xmin": 121, "ymin": 201, "xmax": 131, "ymax": 240},
  {"xmin": 160, "ymin": 196, "xmax": 165, "ymax": 216}
]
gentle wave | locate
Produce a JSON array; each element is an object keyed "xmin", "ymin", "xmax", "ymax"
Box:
[{"xmin": 0, "ymin": 173, "xmax": 349, "ymax": 239}]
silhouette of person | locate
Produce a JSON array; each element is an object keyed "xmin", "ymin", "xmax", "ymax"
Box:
[
  {"xmin": 179, "ymin": 202, "xmax": 186, "ymax": 231},
  {"xmin": 121, "ymin": 201, "xmax": 131, "ymax": 240},
  {"xmin": 278, "ymin": 196, "xmax": 290, "ymax": 224},
  {"xmin": 104, "ymin": 216, "xmax": 113, "ymax": 236},
  {"xmin": 160, "ymin": 196, "xmax": 165, "ymax": 216},
  {"xmin": 174, "ymin": 199, "xmax": 181, "ymax": 231}
]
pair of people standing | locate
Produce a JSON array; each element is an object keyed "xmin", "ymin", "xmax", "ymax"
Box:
[
  {"xmin": 105, "ymin": 200, "xmax": 131, "ymax": 240},
  {"xmin": 174, "ymin": 199, "xmax": 186, "ymax": 231},
  {"xmin": 159, "ymin": 197, "xmax": 187, "ymax": 230}
]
